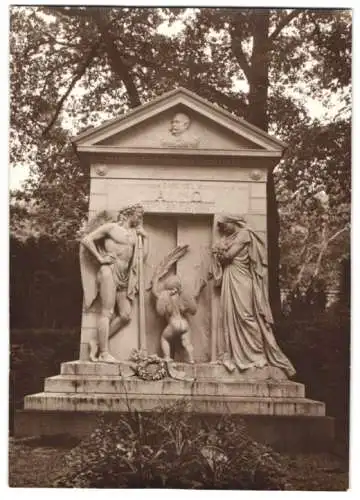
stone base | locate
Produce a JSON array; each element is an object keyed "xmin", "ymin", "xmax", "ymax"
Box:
[
  {"xmin": 14, "ymin": 410, "xmax": 335, "ymax": 452},
  {"xmin": 20, "ymin": 360, "xmax": 333, "ymax": 450},
  {"xmin": 59, "ymin": 360, "xmax": 291, "ymax": 381},
  {"xmin": 25, "ymin": 391, "xmax": 325, "ymax": 415},
  {"xmin": 24, "ymin": 360, "xmax": 325, "ymax": 416}
]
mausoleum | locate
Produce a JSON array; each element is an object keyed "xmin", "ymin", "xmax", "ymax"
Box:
[{"xmin": 18, "ymin": 88, "xmax": 334, "ymax": 450}]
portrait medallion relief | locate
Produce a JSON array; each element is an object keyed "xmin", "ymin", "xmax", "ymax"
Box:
[{"xmin": 161, "ymin": 112, "xmax": 200, "ymax": 148}]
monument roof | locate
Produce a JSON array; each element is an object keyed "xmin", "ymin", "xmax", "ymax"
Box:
[{"xmin": 73, "ymin": 87, "xmax": 286, "ymax": 157}]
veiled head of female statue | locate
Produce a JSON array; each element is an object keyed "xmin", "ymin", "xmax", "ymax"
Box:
[{"xmin": 218, "ymin": 215, "xmax": 246, "ymax": 235}]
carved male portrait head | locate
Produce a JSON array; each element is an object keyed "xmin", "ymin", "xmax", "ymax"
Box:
[{"xmin": 170, "ymin": 113, "xmax": 191, "ymax": 136}]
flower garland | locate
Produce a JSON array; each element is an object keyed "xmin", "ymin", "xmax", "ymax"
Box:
[{"xmin": 129, "ymin": 349, "xmax": 168, "ymax": 381}]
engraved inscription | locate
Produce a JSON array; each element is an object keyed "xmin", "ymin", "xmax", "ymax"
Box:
[{"xmin": 107, "ymin": 179, "xmax": 249, "ymax": 215}]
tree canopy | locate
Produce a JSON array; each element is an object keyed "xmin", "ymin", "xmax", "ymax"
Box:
[{"xmin": 10, "ymin": 6, "xmax": 351, "ymax": 304}]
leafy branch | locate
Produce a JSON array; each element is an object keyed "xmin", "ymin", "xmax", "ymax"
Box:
[
  {"xmin": 42, "ymin": 42, "xmax": 101, "ymax": 137},
  {"xmin": 312, "ymin": 224, "xmax": 350, "ymax": 280},
  {"xmin": 88, "ymin": 9, "xmax": 142, "ymax": 108},
  {"xmin": 269, "ymin": 9, "xmax": 303, "ymax": 43}
]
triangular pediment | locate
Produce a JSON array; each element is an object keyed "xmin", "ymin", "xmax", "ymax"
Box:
[{"xmin": 73, "ymin": 88, "xmax": 286, "ymax": 155}]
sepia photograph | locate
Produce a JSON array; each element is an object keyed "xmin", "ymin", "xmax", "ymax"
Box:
[{"xmin": 8, "ymin": 2, "xmax": 352, "ymax": 491}]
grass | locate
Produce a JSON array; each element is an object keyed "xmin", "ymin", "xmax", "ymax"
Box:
[
  {"xmin": 8, "ymin": 436, "xmax": 79, "ymax": 488},
  {"xmin": 282, "ymin": 452, "xmax": 348, "ymax": 491},
  {"xmin": 8, "ymin": 436, "xmax": 349, "ymax": 490}
]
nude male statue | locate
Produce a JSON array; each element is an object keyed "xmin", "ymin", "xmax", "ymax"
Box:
[{"xmin": 80, "ymin": 204, "xmax": 148, "ymax": 363}]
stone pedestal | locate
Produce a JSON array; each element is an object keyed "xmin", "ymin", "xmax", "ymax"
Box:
[
  {"xmin": 24, "ymin": 361, "xmax": 325, "ymax": 416},
  {"xmin": 18, "ymin": 360, "xmax": 334, "ymax": 451},
  {"xmin": 25, "ymin": 363, "xmax": 319, "ymax": 413}
]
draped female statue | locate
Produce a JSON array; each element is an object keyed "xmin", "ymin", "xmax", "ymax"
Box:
[{"xmin": 212, "ymin": 215, "xmax": 295, "ymax": 378}]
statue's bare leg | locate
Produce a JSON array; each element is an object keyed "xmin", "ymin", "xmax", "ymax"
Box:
[
  {"xmin": 109, "ymin": 291, "xmax": 132, "ymax": 338},
  {"xmin": 88, "ymin": 339, "xmax": 99, "ymax": 362},
  {"xmin": 160, "ymin": 325, "xmax": 173, "ymax": 361},
  {"xmin": 181, "ymin": 331, "xmax": 194, "ymax": 364},
  {"xmin": 96, "ymin": 266, "xmax": 118, "ymax": 363}
]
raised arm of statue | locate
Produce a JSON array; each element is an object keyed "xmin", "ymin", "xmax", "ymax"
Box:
[
  {"xmin": 194, "ymin": 277, "xmax": 207, "ymax": 302},
  {"xmin": 221, "ymin": 229, "xmax": 250, "ymax": 263},
  {"xmin": 81, "ymin": 222, "xmax": 115, "ymax": 264}
]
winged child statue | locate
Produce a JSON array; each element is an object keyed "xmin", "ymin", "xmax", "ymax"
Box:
[{"xmin": 151, "ymin": 245, "xmax": 206, "ymax": 363}]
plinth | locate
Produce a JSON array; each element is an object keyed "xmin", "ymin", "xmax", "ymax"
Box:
[{"xmin": 16, "ymin": 360, "xmax": 335, "ymax": 451}]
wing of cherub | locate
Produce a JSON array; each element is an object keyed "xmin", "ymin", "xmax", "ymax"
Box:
[
  {"xmin": 79, "ymin": 210, "xmax": 115, "ymax": 310},
  {"xmin": 151, "ymin": 244, "xmax": 189, "ymax": 284}
]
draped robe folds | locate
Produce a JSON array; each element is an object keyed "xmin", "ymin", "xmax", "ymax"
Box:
[{"xmin": 212, "ymin": 227, "xmax": 295, "ymax": 378}]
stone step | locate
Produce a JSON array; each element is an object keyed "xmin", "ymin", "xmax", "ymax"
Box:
[
  {"xmin": 25, "ymin": 392, "xmax": 325, "ymax": 416},
  {"xmin": 60, "ymin": 360, "xmax": 289, "ymax": 381},
  {"xmin": 44, "ymin": 375, "xmax": 305, "ymax": 398}
]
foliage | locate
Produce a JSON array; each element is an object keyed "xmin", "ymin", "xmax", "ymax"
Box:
[
  {"xmin": 10, "ymin": 329, "xmax": 79, "ymax": 407},
  {"xmin": 339, "ymin": 257, "xmax": 350, "ymax": 308},
  {"xmin": 273, "ymin": 79, "xmax": 350, "ymax": 291},
  {"xmin": 277, "ymin": 167, "xmax": 350, "ymax": 291},
  {"xmin": 276, "ymin": 308, "xmax": 350, "ymax": 428},
  {"xmin": 52, "ymin": 403, "xmax": 291, "ymax": 489},
  {"xmin": 10, "ymin": 235, "xmax": 82, "ymax": 329},
  {"xmin": 8, "ymin": 438, "xmax": 349, "ymax": 490},
  {"xmin": 9, "ymin": 328, "xmax": 79, "ymax": 435}
]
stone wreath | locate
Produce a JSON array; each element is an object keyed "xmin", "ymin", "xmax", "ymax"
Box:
[{"xmin": 129, "ymin": 349, "xmax": 168, "ymax": 381}]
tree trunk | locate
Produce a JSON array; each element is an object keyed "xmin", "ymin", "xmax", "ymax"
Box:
[
  {"xmin": 246, "ymin": 10, "xmax": 270, "ymax": 130},
  {"xmin": 90, "ymin": 9, "xmax": 141, "ymax": 109},
  {"xmin": 267, "ymin": 172, "xmax": 282, "ymax": 319},
  {"xmin": 246, "ymin": 10, "xmax": 282, "ymax": 319}
]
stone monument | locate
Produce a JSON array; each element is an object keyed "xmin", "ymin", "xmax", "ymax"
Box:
[{"xmin": 19, "ymin": 88, "xmax": 334, "ymax": 450}]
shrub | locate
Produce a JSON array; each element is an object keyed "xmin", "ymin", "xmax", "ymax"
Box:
[
  {"xmin": 276, "ymin": 311, "xmax": 350, "ymax": 422},
  {"xmin": 10, "ymin": 329, "xmax": 79, "ymax": 407},
  {"xmin": 52, "ymin": 403, "xmax": 292, "ymax": 489},
  {"xmin": 10, "ymin": 236, "xmax": 82, "ymax": 329},
  {"xmin": 276, "ymin": 309, "xmax": 350, "ymax": 455},
  {"xmin": 9, "ymin": 329, "xmax": 79, "ymax": 434}
]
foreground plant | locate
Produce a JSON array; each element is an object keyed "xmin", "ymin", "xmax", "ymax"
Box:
[{"xmin": 52, "ymin": 402, "xmax": 291, "ymax": 489}]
